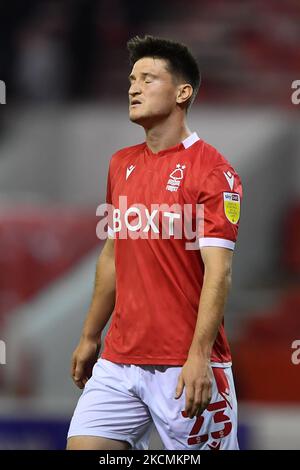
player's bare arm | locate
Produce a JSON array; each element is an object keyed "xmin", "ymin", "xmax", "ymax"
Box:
[
  {"xmin": 71, "ymin": 238, "xmax": 115, "ymax": 389},
  {"xmin": 175, "ymin": 246, "xmax": 233, "ymax": 419}
]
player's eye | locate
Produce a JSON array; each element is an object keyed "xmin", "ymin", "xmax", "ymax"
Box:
[{"xmin": 144, "ymin": 76, "xmax": 153, "ymax": 83}]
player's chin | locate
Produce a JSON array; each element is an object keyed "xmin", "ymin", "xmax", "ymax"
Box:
[{"xmin": 129, "ymin": 111, "xmax": 146, "ymax": 124}]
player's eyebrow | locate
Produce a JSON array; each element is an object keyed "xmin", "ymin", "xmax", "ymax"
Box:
[{"xmin": 141, "ymin": 72, "xmax": 157, "ymax": 79}]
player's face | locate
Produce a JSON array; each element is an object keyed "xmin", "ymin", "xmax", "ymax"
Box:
[{"xmin": 128, "ymin": 57, "xmax": 178, "ymax": 127}]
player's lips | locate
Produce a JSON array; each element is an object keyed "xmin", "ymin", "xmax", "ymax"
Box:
[{"xmin": 130, "ymin": 99, "xmax": 142, "ymax": 106}]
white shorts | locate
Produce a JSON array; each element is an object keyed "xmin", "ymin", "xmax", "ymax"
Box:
[{"xmin": 67, "ymin": 358, "xmax": 239, "ymax": 450}]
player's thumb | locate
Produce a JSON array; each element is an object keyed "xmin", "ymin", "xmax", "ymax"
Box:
[{"xmin": 175, "ymin": 374, "xmax": 184, "ymax": 399}]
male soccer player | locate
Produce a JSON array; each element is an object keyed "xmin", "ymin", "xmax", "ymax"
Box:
[{"xmin": 67, "ymin": 35, "xmax": 242, "ymax": 450}]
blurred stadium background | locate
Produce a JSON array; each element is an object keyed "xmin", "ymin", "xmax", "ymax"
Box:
[{"xmin": 1, "ymin": 0, "xmax": 300, "ymax": 450}]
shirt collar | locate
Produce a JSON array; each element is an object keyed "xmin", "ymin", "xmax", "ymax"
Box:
[{"xmin": 182, "ymin": 132, "xmax": 200, "ymax": 149}]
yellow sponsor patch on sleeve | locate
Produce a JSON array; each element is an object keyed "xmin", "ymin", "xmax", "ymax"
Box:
[{"xmin": 223, "ymin": 192, "xmax": 240, "ymax": 224}]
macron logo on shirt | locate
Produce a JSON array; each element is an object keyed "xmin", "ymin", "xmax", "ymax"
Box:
[{"xmin": 126, "ymin": 165, "xmax": 136, "ymax": 180}]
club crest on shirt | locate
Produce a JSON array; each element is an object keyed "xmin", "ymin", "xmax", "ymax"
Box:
[
  {"xmin": 166, "ymin": 164, "xmax": 186, "ymax": 192},
  {"xmin": 223, "ymin": 192, "xmax": 240, "ymax": 224}
]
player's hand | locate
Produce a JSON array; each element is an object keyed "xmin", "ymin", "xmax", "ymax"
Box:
[
  {"xmin": 174, "ymin": 353, "xmax": 213, "ymax": 419},
  {"xmin": 71, "ymin": 336, "xmax": 100, "ymax": 389}
]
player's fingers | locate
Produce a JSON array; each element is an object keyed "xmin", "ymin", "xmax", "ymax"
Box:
[
  {"xmin": 201, "ymin": 385, "xmax": 212, "ymax": 411},
  {"xmin": 82, "ymin": 374, "xmax": 90, "ymax": 386},
  {"xmin": 195, "ymin": 383, "xmax": 212, "ymax": 416},
  {"xmin": 175, "ymin": 374, "xmax": 184, "ymax": 399},
  {"xmin": 73, "ymin": 365, "xmax": 86, "ymax": 388},
  {"xmin": 73, "ymin": 378, "xmax": 85, "ymax": 389},
  {"xmin": 73, "ymin": 361, "xmax": 85, "ymax": 384},
  {"xmin": 190, "ymin": 387, "xmax": 202, "ymax": 418},
  {"xmin": 184, "ymin": 385, "xmax": 195, "ymax": 417}
]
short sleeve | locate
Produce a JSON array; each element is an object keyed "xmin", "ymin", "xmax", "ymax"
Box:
[{"xmin": 197, "ymin": 164, "xmax": 243, "ymax": 250}]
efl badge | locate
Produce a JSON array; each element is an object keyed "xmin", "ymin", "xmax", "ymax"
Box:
[{"xmin": 223, "ymin": 192, "xmax": 240, "ymax": 224}]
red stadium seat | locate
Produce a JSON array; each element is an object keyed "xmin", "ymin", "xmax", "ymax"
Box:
[
  {"xmin": 232, "ymin": 288, "xmax": 300, "ymax": 402},
  {"xmin": 0, "ymin": 206, "xmax": 100, "ymax": 322}
]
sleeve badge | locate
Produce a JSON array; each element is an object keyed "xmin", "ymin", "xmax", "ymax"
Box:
[{"xmin": 223, "ymin": 192, "xmax": 240, "ymax": 224}]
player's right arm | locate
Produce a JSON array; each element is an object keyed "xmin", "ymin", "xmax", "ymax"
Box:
[{"xmin": 71, "ymin": 238, "xmax": 115, "ymax": 389}]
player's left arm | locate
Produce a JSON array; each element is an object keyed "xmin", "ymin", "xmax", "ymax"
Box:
[
  {"xmin": 175, "ymin": 247, "xmax": 233, "ymax": 419},
  {"xmin": 175, "ymin": 159, "xmax": 242, "ymax": 418}
]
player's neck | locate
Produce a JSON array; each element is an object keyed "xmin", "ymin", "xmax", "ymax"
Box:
[{"xmin": 145, "ymin": 118, "xmax": 192, "ymax": 154}]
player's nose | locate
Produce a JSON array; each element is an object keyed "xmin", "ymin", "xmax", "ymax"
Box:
[{"xmin": 129, "ymin": 82, "xmax": 142, "ymax": 98}]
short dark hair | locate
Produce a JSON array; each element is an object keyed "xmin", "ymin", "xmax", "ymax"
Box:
[{"xmin": 127, "ymin": 35, "xmax": 201, "ymax": 109}]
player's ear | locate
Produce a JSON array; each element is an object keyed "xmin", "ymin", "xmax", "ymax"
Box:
[{"xmin": 176, "ymin": 84, "xmax": 193, "ymax": 106}]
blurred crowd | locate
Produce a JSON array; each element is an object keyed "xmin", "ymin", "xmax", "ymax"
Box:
[{"xmin": 1, "ymin": 0, "xmax": 299, "ymax": 106}]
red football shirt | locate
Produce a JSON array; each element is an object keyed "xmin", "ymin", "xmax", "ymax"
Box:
[{"xmin": 101, "ymin": 132, "xmax": 242, "ymax": 366}]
